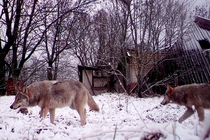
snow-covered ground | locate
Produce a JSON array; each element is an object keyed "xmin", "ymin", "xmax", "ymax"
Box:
[{"xmin": 0, "ymin": 93, "xmax": 209, "ymax": 140}]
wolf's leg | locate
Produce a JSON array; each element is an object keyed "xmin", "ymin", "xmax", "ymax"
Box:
[
  {"xmin": 195, "ymin": 106, "xmax": 204, "ymax": 121},
  {"xmin": 40, "ymin": 107, "xmax": 49, "ymax": 119},
  {"xmin": 75, "ymin": 106, "xmax": 86, "ymax": 126},
  {"xmin": 49, "ymin": 108, "xmax": 55, "ymax": 124},
  {"xmin": 73, "ymin": 94, "xmax": 88, "ymax": 126},
  {"xmin": 39, "ymin": 108, "xmax": 43, "ymax": 118},
  {"xmin": 178, "ymin": 107, "xmax": 194, "ymax": 123},
  {"xmin": 79, "ymin": 108, "xmax": 86, "ymax": 126}
]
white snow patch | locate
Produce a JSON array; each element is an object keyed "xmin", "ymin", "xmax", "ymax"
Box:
[{"xmin": 0, "ymin": 93, "xmax": 209, "ymax": 139}]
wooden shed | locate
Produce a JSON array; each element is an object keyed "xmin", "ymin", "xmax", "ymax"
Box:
[{"xmin": 78, "ymin": 65, "xmax": 113, "ymax": 95}]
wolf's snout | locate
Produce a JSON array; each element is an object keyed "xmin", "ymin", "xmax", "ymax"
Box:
[
  {"xmin": 161, "ymin": 98, "xmax": 170, "ymax": 105},
  {"xmin": 161, "ymin": 101, "xmax": 166, "ymax": 105},
  {"xmin": 10, "ymin": 105, "xmax": 20, "ymax": 109},
  {"xmin": 10, "ymin": 105, "xmax": 14, "ymax": 109}
]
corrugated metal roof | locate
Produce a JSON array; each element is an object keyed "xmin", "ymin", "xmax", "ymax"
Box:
[{"xmin": 172, "ymin": 16, "xmax": 210, "ymax": 84}]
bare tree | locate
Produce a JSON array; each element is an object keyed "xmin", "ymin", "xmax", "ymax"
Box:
[
  {"xmin": 0, "ymin": 0, "xmax": 26, "ymax": 94},
  {"xmin": 42, "ymin": 0, "xmax": 70, "ymax": 80},
  {"xmin": 191, "ymin": 1, "xmax": 210, "ymax": 19},
  {"xmin": 42, "ymin": 0, "xmax": 96, "ymax": 80},
  {"xmin": 71, "ymin": 0, "xmax": 129, "ymax": 68},
  {"xmin": 0, "ymin": 0, "xmax": 97, "ymax": 94},
  {"xmin": 69, "ymin": 12, "xmax": 95, "ymax": 66}
]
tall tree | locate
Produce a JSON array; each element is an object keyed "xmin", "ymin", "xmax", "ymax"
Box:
[
  {"xmin": 42, "ymin": 0, "xmax": 96, "ymax": 80},
  {"xmin": 0, "ymin": 0, "xmax": 24, "ymax": 94}
]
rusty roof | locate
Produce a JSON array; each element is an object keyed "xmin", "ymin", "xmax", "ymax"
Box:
[{"xmin": 194, "ymin": 16, "xmax": 210, "ymax": 31}]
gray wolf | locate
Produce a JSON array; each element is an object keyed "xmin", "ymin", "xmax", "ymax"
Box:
[
  {"xmin": 161, "ymin": 83, "xmax": 210, "ymax": 123},
  {"xmin": 10, "ymin": 80, "xmax": 99, "ymax": 125}
]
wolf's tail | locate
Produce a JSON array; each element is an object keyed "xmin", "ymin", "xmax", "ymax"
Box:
[{"xmin": 87, "ymin": 92, "xmax": 99, "ymax": 111}]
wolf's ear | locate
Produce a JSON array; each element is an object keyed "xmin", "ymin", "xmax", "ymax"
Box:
[
  {"xmin": 17, "ymin": 80, "xmax": 24, "ymax": 92},
  {"xmin": 17, "ymin": 85, "xmax": 23, "ymax": 92},
  {"xmin": 167, "ymin": 85, "xmax": 174, "ymax": 94},
  {"xmin": 22, "ymin": 87, "xmax": 28, "ymax": 95}
]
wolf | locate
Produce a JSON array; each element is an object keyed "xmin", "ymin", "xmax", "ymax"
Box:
[
  {"xmin": 10, "ymin": 80, "xmax": 99, "ymax": 125},
  {"xmin": 161, "ymin": 83, "xmax": 210, "ymax": 123}
]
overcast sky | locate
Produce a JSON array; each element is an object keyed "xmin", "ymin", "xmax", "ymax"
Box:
[{"xmin": 193, "ymin": 0, "xmax": 210, "ymax": 6}]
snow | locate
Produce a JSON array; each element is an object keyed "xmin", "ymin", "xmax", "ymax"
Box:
[{"xmin": 0, "ymin": 93, "xmax": 209, "ymax": 140}]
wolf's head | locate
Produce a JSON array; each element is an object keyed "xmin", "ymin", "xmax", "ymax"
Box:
[
  {"xmin": 161, "ymin": 85, "xmax": 175, "ymax": 105},
  {"xmin": 10, "ymin": 89, "xmax": 29, "ymax": 109}
]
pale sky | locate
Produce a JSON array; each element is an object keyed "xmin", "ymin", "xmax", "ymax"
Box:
[{"xmin": 193, "ymin": 0, "xmax": 210, "ymax": 6}]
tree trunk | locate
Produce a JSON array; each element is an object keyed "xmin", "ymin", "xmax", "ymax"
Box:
[
  {"xmin": 47, "ymin": 67, "xmax": 53, "ymax": 80},
  {"xmin": 0, "ymin": 59, "xmax": 6, "ymax": 95},
  {"xmin": 137, "ymin": 75, "xmax": 143, "ymax": 98}
]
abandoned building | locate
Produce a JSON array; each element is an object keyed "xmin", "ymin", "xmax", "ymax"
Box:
[
  {"xmin": 145, "ymin": 16, "xmax": 210, "ymax": 94},
  {"xmin": 78, "ymin": 16, "xmax": 210, "ymax": 95}
]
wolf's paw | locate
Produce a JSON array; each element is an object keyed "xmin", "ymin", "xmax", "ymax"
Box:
[
  {"xmin": 40, "ymin": 118, "xmax": 43, "ymax": 122},
  {"xmin": 39, "ymin": 111, "xmax": 44, "ymax": 118},
  {"xmin": 178, "ymin": 118, "xmax": 183, "ymax": 123},
  {"xmin": 18, "ymin": 108, "xmax": 28, "ymax": 115},
  {"xmin": 51, "ymin": 122, "xmax": 56, "ymax": 125}
]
